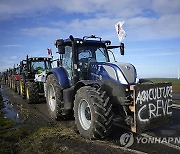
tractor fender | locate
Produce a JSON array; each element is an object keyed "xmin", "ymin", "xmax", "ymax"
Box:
[
  {"xmin": 75, "ymin": 79, "xmax": 128, "ymax": 106},
  {"xmin": 74, "ymin": 80, "xmax": 103, "ymax": 92},
  {"xmin": 47, "ymin": 67, "xmax": 70, "ymax": 89},
  {"xmin": 61, "ymin": 80, "xmax": 102, "ymax": 111},
  {"xmin": 13, "ymin": 75, "xmax": 20, "ymax": 81}
]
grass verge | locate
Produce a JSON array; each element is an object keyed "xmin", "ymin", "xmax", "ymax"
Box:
[{"xmin": 148, "ymin": 78, "xmax": 180, "ymax": 94}]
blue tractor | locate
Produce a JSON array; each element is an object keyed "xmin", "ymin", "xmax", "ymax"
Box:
[{"xmin": 45, "ymin": 35, "xmax": 172, "ymax": 139}]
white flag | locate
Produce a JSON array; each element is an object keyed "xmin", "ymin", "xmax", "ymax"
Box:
[
  {"xmin": 34, "ymin": 71, "xmax": 47, "ymax": 82},
  {"xmin": 115, "ymin": 21, "xmax": 126, "ymax": 42}
]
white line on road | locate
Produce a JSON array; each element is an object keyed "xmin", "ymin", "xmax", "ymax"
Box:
[
  {"xmin": 172, "ymin": 103, "xmax": 180, "ymax": 109},
  {"xmin": 94, "ymin": 140, "xmax": 147, "ymax": 154}
]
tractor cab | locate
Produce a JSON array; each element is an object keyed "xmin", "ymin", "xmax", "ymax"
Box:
[
  {"xmin": 54, "ymin": 35, "xmax": 124, "ymax": 84},
  {"xmin": 25, "ymin": 56, "xmax": 52, "ymax": 80},
  {"xmin": 18, "ymin": 56, "xmax": 52, "ymax": 103},
  {"xmin": 13, "ymin": 65, "xmax": 20, "ymax": 75}
]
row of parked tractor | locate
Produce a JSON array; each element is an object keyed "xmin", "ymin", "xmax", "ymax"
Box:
[
  {"xmin": 1, "ymin": 55, "xmax": 52, "ymax": 103},
  {"xmin": 0, "ymin": 35, "xmax": 173, "ymax": 140}
]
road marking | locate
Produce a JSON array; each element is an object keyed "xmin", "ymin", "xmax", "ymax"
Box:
[
  {"xmin": 114, "ymin": 121, "xmax": 180, "ymax": 151},
  {"xmin": 172, "ymin": 103, "xmax": 180, "ymax": 109},
  {"xmin": 141, "ymin": 133, "xmax": 180, "ymax": 151},
  {"xmin": 94, "ymin": 140, "xmax": 147, "ymax": 154}
]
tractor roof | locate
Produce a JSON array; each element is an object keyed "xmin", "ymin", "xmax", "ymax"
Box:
[
  {"xmin": 56, "ymin": 35, "xmax": 111, "ymax": 46},
  {"xmin": 28, "ymin": 57, "xmax": 51, "ymax": 61}
]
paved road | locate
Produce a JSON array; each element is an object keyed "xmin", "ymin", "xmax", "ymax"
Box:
[
  {"xmin": 1, "ymin": 85, "xmax": 180, "ymax": 154},
  {"xmin": 146, "ymin": 107, "xmax": 180, "ymax": 143},
  {"xmin": 173, "ymin": 94, "xmax": 180, "ymax": 100},
  {"xmin": 173, "ymin": 94, "xmax": 180, "ymax": 105}
]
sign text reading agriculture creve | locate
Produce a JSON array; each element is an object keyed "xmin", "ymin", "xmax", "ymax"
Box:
[{"xmin": 134, "ymin": 83, "xmax": 172, "ymax": 132}]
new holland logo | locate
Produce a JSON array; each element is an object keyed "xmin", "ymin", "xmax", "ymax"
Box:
[{"xmin": 125, "ymin": 66, "xmax": 130, "ymax": 70}]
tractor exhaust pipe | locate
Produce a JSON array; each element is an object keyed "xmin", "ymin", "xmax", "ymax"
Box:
[{"xmin": 69, "ymin": 35, "xmax": 74, "ymax": 42}]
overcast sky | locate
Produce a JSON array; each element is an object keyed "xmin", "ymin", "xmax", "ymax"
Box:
[{"xmin": 0, "ymin": 0, "xmax": 180, "ymax": 78}]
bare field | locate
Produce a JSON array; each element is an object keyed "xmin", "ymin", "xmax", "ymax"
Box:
[{"xmin": 149, "ymin": 78, "xmax": 180, "ymax": 94}]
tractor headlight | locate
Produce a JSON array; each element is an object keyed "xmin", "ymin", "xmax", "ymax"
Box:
[
  {"xmin": 136, "ymin": 78, "xmax": 139, "ymax": 83},
  {"xmin": 117, "ymin": 69, "xmax": 128, "ymax": 85}
]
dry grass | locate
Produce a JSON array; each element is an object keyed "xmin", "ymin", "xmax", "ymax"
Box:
[
  {"xmin": 173, "ymin": 85, "xmax": 180, "ymax": 94},
  {"xmin": 149, "ymin": 78, "xmax": 180, "ymax": 94}
]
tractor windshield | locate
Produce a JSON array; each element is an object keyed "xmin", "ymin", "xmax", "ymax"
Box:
[
  {"xmin": 78, "ymin": 45, "xmax": 109, "ymax": 62},
  {"xmin": 31, "ymin": 61, "xmax": 51, "ymax": 71},
  {"xmin": 14, "ymin": 67, "xmax": 20, "ymax": 75},
  {"xmin": 77, "ymin": 45, "xmax": 109, "ymax": 80}
]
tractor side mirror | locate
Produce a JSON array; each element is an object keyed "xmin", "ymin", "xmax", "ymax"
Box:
[
  {"xmin": 58, "ymin": 45, "xmax": 65, "ymax": 54},
  {"xmin": 120, "ymin": 43, "xmax": 124, "ymax": 55},
  {"xmin": 54, "ymin": 39, "xmax": 65, "ymax": 54}
]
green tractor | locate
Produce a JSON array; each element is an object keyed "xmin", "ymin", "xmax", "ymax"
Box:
[{"xmin": 19, "ymin": 55, "xmax": 52, "ymax": 103}]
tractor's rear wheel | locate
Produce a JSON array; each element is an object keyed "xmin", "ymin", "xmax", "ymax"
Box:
[
  {"xmin": 11, "ymin": 78, "xmax": 14, "ymax": 89},
  {"xmin": 13, "ymin": 79, "xmax": 17, "ymax": 92},
  {"xmin": 8, "ymin": 78, "xmax": 11, "ymax": 87},
  {"xmin": 25, "ymin": 82, "xmax": 39, "ymax": 104},
  {"xmin": 74, "ymin": 86, "xmax": 114, "ymax": 139},
  {"xmin": 9, "ymin": 78, "xmax": 12, "ymax": 88},
  {"xmin": 19, "ymin": 80, "xmax": 26, "ymax": 99},
  {"xmin": 17, "ymin": 81, "xmax": 20, "ymax": 94},
  {"xmin": 46, "ymin": 74, "xmax": 62, "ymax": 120}
]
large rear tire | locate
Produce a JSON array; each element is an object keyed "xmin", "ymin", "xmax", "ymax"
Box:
[
  {"xmin": 17, "ymin": 81, "xmax": 20, "ymax": 94},
  {"xmin": 11, "ymin": 77, "xmax": 14, "ymax": 89},
  {"xmin": 8, "ymin": 78, "xmax": 12, "ymax": 88},
  {"xmin": 46, "ymin": 74, "xmax": 62, "ymax": 120},
  {"xmin": 19, "ymin": 80, "xmax": 26, "ymax": 99},
  {"xmin": 74, "ymin": 86, "xmax": 114, "ymax": 139},
  {"xmin": 13, "ymin": 79, "xmax": 17, "ymax": 92},
  {"xmin": 25, "ymin": 82, "xmax": 39, "ymax": 104}
]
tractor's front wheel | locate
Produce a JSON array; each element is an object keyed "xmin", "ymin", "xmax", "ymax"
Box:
[
  {"xmin": 25, "ymin": 82, "xmax": 39, "ymax": 104},
  {"xmin": 46, "ymin": 74, "xmax": 62, "ymax": 120},
  {"xmin": 74, "ymin": 86, "xmax": 114, "ymax": 139}
]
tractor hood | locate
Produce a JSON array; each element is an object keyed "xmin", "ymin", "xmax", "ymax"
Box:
[{"xmin": 89, "ymin": 62, "xmax": 137, "ymax": 85}]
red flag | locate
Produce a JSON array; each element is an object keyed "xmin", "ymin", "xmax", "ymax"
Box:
[{"xmin": 47, "ymin": 48, "xmax": 52, "ymax": 55}]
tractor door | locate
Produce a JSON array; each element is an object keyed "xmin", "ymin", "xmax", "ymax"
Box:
[
  {"xmin": 62, "ymin": 46, "xmax": 73, "ymax": 82},
  {"xmin": 78, "ymin": 47, "xmax": 94, "ymax": 80}
]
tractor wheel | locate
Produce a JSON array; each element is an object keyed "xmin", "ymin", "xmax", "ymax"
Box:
[
  {"xmin": 25, "ymin": 82, "xmax": 39, "ymax": 104},
  {"xmin": 11, "ymin": 78, "xmax": 14, "ymax": 89},
  {"xmin": 13, "ymin": 79, "xmax": 17, "ymax": 92},
  {"xmin": 10, "ymin": 78, "xmax": 13, "ymax": 89},
  {"xmin": 74, "ymin": 86, "xmax": 114, "ymax": 139},
  {"xmin": 9, "ymin": 79, "xmax": 12, "ymax": 87},
  {"xmin": 19, "ymin": 80, "xmax": 25, "ymax": 99},
  {"xmin": 46, "ymin": 74, "xmax": 62, "ymax": 120},
  {"xmin": 9, "ymin": 78, "xmax": 11, "ymax": 88},
  {"xmin": 17, "ymin": 81, "xmax": 20, "ymax": 94}
]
